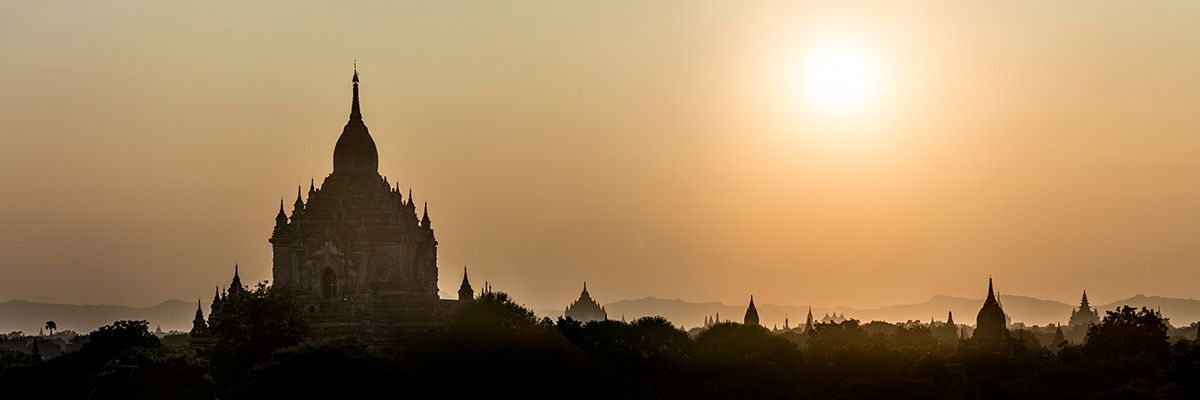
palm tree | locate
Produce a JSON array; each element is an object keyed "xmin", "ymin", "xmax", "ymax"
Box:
[{"xmin": 44, "ymin": 321, "xmax": 56, "ymax": 336}]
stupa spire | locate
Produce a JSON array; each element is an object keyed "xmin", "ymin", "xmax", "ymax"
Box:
[
  {"xmin": 293, "ymin": 186, "xmax": 304, "ymax": 210},
  {"xmin": 421, "ymin": 202, "xmax": 431, "ymax": 228},
  {"xmin": 350, "ymin": 61, "xmax": 362, "ymax": 121},
  {"xmin": 986, "ymin": 277, "xmax": 996, "ymax": 303}
]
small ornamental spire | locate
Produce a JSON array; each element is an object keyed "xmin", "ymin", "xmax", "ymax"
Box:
[
  {"xmin": 309, "ymin": 178, "xmax": 316, "ymax": 195},
  {"xmin": 276, "ymin": 198, "xmax": 287, "ymax": 226},
  {"xmin": 421, "ymin": 202, "xmax": 431, "ymax": 228},
  {"xmin": 458, "ymin": 266, "xmax": 474, "ymax": 302},
  {"xmin": 192, "ymin": 299, "xmax": 208, "ymax": 334},
  {"xmin": 350, "ymin": 61, "xmax": 362, "ymax": 121},
  {"xmin": 294, "ymin": 186, "xmax": 305, "ymax": 210},
  {"xmin": 230, "ymin": 264, "xmax": 243, "ymax": 294}
]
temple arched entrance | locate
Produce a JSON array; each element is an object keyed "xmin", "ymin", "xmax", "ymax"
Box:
[{"xmin": 322, "ymin": 268, "xmax": 338, "ymax": 299}]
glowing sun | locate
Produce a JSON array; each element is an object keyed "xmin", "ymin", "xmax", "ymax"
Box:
[{"xmin": 796, "ymin": 39, "xmax": 880, "ymax": 118}]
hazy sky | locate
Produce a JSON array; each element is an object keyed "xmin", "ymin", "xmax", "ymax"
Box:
[{"xmin": 2, "ymin": 1, "xmax": 1199, "ymax": 311}]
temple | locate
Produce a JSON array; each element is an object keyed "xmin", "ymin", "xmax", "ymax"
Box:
[
  {"xmin": 804, "ymin": 307, "xmax": 815, "ymax": 332},
  {"xmin": 195, "ymin": 68, "xmax": 471, "ymax": 349},
  {"xmin": 191, "ymin": 300, "xmax": 207, "ymax": 334},
  {"xmin": 820, "ymin": 312, "xmax": 847, "ymax": 324},
  {"xmin": 968, "ymin": 278, "xmax": 1010, "ymax": 353},
  {"xmin": 564, "ymin": 282, "xmax": 607, "ymax": 323},
  {"xmin": 743, "ymin": 296, "xmax": 760, "ymax": 326},
  {"xmin": 1068, "ymin": 290, "xmax": 1100, "ymax": 327}
]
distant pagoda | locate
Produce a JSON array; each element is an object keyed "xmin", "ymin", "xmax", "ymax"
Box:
[
  {"xmin": 967, "ymin": 278, "xmax": 1010, "ymax": 353},
  {"xmin": 743, "ymin": 296, "xmax": 760, "ymax": 326},
  {"xmin": 564, "ymin": 282, "xmax": 607, "ymax": 323},
  {"xmin": 1068, "ymin": 290, "xmax": 1100, "ymax": 328}
]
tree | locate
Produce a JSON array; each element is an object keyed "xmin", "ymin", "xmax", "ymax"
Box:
[
  {"xmin": 243, "ymin": 337, "xmax": 392, "ymax": 398},
  {"xmin": 44, "ymin": 321, "xmax": 57, "ymax": 336},
  {"xmin": 1085, "ymin": 306, "xmax": 1170, "ymax": 359},
  {"xmin": 88, "ymin": 347, "xmax": 214, "ymax": 400},
  {"xmin": 694, "ymin": 322, "xmax": 802, "ymax": 398},
  {"xmin": 84, "ymin": 320, "xmax": 161, "ymax": 359},
  {"xmin": 421, "ymin": 291, "xmax": 591, "ymax": 398},
  {"xmin": 203, "ymin": 282, "xmax": 306, "ymax": 398},
  {"xmin": 807, "ymin": 320, "xmax": 869, "ymax": 353},
  {"xmin": 556, "ymin": 316, "xmax": 692, "ymax": 374}
]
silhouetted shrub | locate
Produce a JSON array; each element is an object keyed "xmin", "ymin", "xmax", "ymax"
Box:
[
  {"xmin": 244, "ymin": 337, "xmax": 392, "ymax": 398},
  {"xmin": 1085, "ymin": 306, "xmax": 1170, "ymax": 359}
]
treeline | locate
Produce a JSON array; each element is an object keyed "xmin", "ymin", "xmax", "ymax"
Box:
[{"xmin": 1, "ymin": 285, "xmax": 1199, "ymax": 399}]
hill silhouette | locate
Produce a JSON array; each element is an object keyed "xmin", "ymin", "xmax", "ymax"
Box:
[{"xmin": 0, "ymin": 299, "xmax": 198, "ymax": 334}]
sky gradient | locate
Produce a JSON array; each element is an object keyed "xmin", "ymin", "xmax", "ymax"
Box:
[{"xmin": 2, "ymin": 1, "xmax": 1199, "ymax": 311}]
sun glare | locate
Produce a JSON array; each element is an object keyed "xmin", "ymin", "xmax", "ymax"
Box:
[{"xmin": 797, "ymin": 39, "xmax": 879, "ymax": 118}]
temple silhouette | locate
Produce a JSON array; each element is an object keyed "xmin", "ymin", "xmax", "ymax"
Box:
[
  {"xmin": 564, "ymin": 282, "xmax": 607, "ymax": 323},
  {"xmin": 1069, "ymin": 290, "xmax": 1101, "ymax": 328},
  {"xmin": 192, "ymin": 68, "xmax": 473, "ymax": 349}
]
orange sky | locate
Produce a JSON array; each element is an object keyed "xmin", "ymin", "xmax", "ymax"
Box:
[{"xmin": 2, "ymin": 1, "xmax": 1199, "ymax": 310}]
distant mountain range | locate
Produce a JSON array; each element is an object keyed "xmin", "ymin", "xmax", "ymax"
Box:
[
  {"xmin": 0, "ymin": 300, "xmax": 199, "ymax": 335},
  {"xmin": 4, "ymin": 294, "xmax": 1198, "ymax": 335}
]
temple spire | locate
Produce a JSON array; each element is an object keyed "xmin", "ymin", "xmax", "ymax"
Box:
[
  {"xmin": 350, "ymin": 62, "xmax": 362, "ymax": 121},
  {"xmin": 986, "ymin": 277, "xmax": 996, "ymax": 303},
  {"xmin": 293, "ymin": 186, "xmax": 304, "ymax": 211},
  {"xmin": 275, "ymin": 198, "xmax": 288, "ymax": 228},
  {"xmin": 230, "ymin": 264, "xmax": 243, "ymax": 294},
  {"xmin": 421, "ymin": 202, "xmax": 431, "ymax": 228},
  {"xmin": 743, "ymin": 295, "xmax": 760, "ymax": 326},
  {"xmin": 192, "ymin": 298, "xmax": 208, "ymax": 334},
  {"xmin": 458, "ymin": 266, "xmax": 474, "ymax": 302}
]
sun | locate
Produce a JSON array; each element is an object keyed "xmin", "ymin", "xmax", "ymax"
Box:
[{"xmin": 796, "ymin": 39, "xmax": 879, "ymax": 118}]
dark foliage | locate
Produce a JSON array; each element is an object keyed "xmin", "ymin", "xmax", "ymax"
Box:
[
  {"xmin": 0, "ymin": 320, "xmax": 213, "ymax": 399},
  {"xmin": 243, "ymin": 337, "xmax": 393, "ymax": 399},
  {"xmin": 411, "ymin": 291, "xmax": 594, "ymax": 398},
  {"xmin": 88, "ymin": 347, "xmax": 213, "ymax": 400},
  {"xmin": 1, "ymin": 295, "xmax": 1197, "ymax": 399},
  {"xmin": 202, "ymin": 282, "xmax": 307, "ymax": 398},
  {"xmin": 1085, "ymin": 306, "xmax": 1171, "ymax": 359}
]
